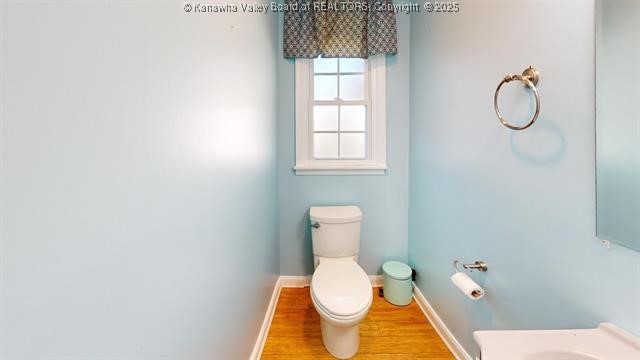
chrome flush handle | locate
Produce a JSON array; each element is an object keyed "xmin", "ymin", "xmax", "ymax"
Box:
[{"xmin": 309, "ymin": 222, "xmax": 320, "ymax": 229}]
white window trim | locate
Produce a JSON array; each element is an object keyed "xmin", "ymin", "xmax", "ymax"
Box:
[{"xmin": 294, "ymin": 55, "xmax": 387, "ymax": 176}]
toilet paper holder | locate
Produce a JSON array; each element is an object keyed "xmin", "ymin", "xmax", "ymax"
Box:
[{"xmin": 453, "ymin": 260, "xmax": 488, "ymax": 273}]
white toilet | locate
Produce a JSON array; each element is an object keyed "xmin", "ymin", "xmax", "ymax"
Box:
[{"xmin": 309, "ymin": 206, "xmax": 373, "ymax": 359}]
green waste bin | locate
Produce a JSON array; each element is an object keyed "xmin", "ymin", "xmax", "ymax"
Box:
[{"xmin": 382, "ymin": 261, "xmax": 413, "ymax": 306}]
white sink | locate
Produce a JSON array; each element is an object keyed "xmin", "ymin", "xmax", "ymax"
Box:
[
  {"xmin": 524, "ymin": 351, "xmax": 599, "ymax": 360},
  {"xmin": 473, "ymin": 323, "xmax": 640, "ymax": 360}
]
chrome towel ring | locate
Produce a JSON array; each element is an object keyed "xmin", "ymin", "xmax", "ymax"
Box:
[{"xmin": 494, "ymin": 66, "xmax": 540, "ymax": 130}]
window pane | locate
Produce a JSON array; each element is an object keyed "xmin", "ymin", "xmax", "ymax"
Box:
[
  {"xmin": 339, "ymin": 74, "xmax": 364, "ymax": 100},
  {"xmin": 314, "ymin": 57, "xmax": 337, "ymax": 73},
  {"xmin": 313, "ymin": 106, "xmax": 338, "ymax": 131},
  {"xmin": 314, "ymin": 133, "xmax": 339, "ymax": 159},
  {"xmin": 340, "ymin": 105, "xmax": 366, "ymax": 131},
  {"xmin": 314, "ymin": 75, "xmax": 338, "ymax": 101},
  {"xmin": 340, "ymin": 133, "xmax": 366, "ymax": 159},
  {"xmin": 340, "ymin": 58, "xmax": 365, "ymax": 73}
]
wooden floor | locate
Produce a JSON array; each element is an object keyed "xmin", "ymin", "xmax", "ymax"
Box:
[{"xmin": 261, "ymin": 287, "xmax": 454, "ymax": 359}]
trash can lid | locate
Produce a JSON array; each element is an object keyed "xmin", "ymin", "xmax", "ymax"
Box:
[{"xmin": 383, "ymin": 261, "xmax": 412, "ymax": 280}]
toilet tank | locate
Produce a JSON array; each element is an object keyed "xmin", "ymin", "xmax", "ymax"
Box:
[{"xmin": 310, "ymin": 206, "xmax": 362, "ymax": 268}]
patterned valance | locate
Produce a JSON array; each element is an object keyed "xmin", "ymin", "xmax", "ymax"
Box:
[{"xmin": 283, "ymin": 0, "xmax": 398, "ymax": 59}]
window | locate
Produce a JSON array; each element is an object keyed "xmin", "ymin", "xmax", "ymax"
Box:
[{"xmin": 294, "ymin": 55, "xmax": 387, "ymax": 175}]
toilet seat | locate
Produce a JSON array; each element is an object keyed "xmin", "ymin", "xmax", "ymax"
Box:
[
  {"xmin": 311, "ymin": 291, "xmax": 372, "ymax": 323},
  {"xmin": 311, "ymin": 260, "xmax": 372, "ymax": 319}
]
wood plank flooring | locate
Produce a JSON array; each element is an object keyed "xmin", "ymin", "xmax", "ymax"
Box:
[{"xmin": 261, "ymin": 287, "xmax": 454, "ymax": 359}]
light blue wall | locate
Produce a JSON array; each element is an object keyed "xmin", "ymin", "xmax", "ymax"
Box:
[
  {"xmin": 277, "ymin": 14, "xmax": 411, "ymax": 276},
  {"xmin": 408, "ymin": 1, "xmax": 640, "ymax": 357},
  {"xmin": 0, "ymin": 1, "xmax": 278, "ymax": 358}
]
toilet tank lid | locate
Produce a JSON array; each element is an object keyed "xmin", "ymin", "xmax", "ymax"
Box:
[{"xmin": 310, "ymin": 206, "xmax": 362, "ymax": 224}]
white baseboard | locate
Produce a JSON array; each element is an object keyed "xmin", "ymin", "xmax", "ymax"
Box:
[
  {"xmin": 249, "ymin": 277, "xmax": 282, "ymax": 360},
  {"xmin": 279, "ymin": 275, "xmax": 312, "ymax": 288},
  {"xmin": 412, "ymin": 283, "xmax": 473, "ymax": 360},
  {"xmin": 280, "ymin": 274, "xmax": 384, "ymax": 288},
  {"xmin": 369, "ymin": 275, "xmax": 384, "ymax": 287}
]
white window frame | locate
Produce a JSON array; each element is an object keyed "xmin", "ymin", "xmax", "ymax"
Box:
[{"xmin": 294, "ymin": 55, "xmax": 387, "ymax": 176}]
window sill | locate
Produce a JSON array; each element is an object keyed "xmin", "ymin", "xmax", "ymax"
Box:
[{"xmin": 293, "ymin": 164, "xmax": 387, "ymax": 176}]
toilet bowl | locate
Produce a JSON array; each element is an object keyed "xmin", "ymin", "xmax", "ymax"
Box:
[
  {"xmin": 309, "ymin": 205, "xmax": 371, "ymax": 359},
  {"xmin": 311, "ymin": 259, "xmax": 373, "ymax": 359}
]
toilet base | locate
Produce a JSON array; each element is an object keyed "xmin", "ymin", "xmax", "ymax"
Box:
[{"xmin": 320, "ymin": 318, "xmax": 360, "ymax": 359}]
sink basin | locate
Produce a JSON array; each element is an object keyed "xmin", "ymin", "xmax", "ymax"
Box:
[
  {"xmin": 525, "ymin": 351, "xmax": 599, "ymax": 360},
  {"xmin": 474, "ymin": 323, "xmax": 640, "ymax": 360}
]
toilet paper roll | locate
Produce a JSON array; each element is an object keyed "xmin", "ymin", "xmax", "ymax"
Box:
[{"xmin": 451, "ymin": 272, "xmax": 485, "ymax": 300}]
